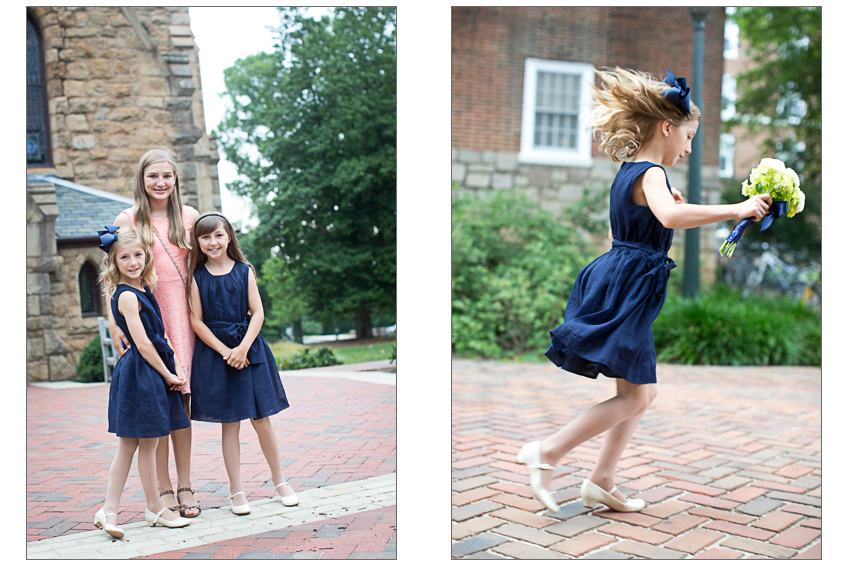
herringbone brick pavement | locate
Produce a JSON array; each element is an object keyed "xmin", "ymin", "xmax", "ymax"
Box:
[
  {"xmin": 452, "ymin": 360, "xmax": 820, "ymax": 559},
  {"xmin": 136, "ymin": 505, "xmax": 396, "ymax": 559},
  {"xmin": 27, "ymin": 370, "xmax": 396, "ymax": 556}
]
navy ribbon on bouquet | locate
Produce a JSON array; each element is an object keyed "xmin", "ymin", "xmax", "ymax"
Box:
[
  {"xmin": 613, "ymin": 240, "xmax": 677, "ymax": 295},
  {"xmin": 205, "ymin": 316, "xmax": 265, "ymax": 364},
  {"xmin": 723, "ymin": 200, "xmax": 788, "ymax": 250}
]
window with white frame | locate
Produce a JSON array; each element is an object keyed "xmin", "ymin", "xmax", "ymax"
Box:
[
  {"xmin": 721, "ymin": 74, "xmax": 737, "ymax": 122},
  {"xmin": 724, "ymin": 9, "xmax": 739, "ymax": 59},
  {"xmin": 519, "ymin": 59, "xmax": 594, "ymax": 167},
  {"xmin": 719, "ymin": 133, "xmax": 735, "ymax": 178}
]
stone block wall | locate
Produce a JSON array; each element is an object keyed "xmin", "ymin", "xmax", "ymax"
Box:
[
  {"xmin": 28, "ymin": 6, "xmax": 220, "ymax": 211},
  {"xmin": 26, "ymin": 6, "xmax": 223, "ymax": 382}
]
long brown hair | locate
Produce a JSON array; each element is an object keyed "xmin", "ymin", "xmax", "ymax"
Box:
[
  {"xmin": 99, "ymin": 227, "xmax": 158, "ymax": 297},
  {"xmin": 185, "ymin": 212, "xmax": 253, "ymax": 313},
  {"xmin": 132, "ymin": 149, "xmax": 190, "ymax": 249},
  {"xmin": 588, "ymin": 67, "xmax": 702, "ymax": 163}
]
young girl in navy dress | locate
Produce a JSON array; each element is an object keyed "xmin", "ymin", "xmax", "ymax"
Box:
[
  {"xmin": 517, "ymin": 68, "xmax": 773, "ymax": 514},
  {"xmin": 186, "ymin": 213, "xmax": 298, "ymax": 515},
  {"xmin": 93, "ymin": 226, "xmax": 193, "ymax": 538}
]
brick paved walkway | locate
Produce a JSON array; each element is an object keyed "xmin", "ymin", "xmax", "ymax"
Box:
[
  {"xmin": 452, "ymin": 360, "xmax": 820, "ymax": 559},
  {"xmin": 27, "ymin": 366, "xmax": 395, "ymax": 559}
]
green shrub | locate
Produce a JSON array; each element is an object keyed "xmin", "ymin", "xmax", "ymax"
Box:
[
  {"xmin": 277, "ymin": 347, "xmax": 341, "ymax": 371},
  {"xmin": 653, "ymin": 285, "xmax": 821, "ymax": 366},
  {"xmin": 452, "ymin": 190, "xmax": 596, "ymax": 358},
  {"xmin": 76, "ymin": 336, "xmax": 105, "ymax": 382}
]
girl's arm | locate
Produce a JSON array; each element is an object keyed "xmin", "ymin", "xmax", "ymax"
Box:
[
  {"xmin": 227, "ymin": 267, "xmax": 264, "ymax": 369},
  {"xmin": 106, "ymin": 213, "xmax": 134, "ymax": 356},
  {"xmin": 187, "ymin": 279, "xmax": 236, "ymax": 364},
  {"xmin": 118, "ymin": 292, "xmax": 184, "ymax": 388},
  {"xmin": 163, "ymin": 331, "xmax": 187, "ymax": 391},
  {"xmin": 641, "ymin": 167, "xmax": 772, "ymax": 230}
]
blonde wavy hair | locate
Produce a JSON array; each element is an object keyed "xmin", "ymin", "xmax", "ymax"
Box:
[
  {"xmin": 185, "ymin": 212, "xmax": 253, "ymax": 313},
  {"xmin": 99, "ymin": 227, "xmax": 158, "ymax": 297},
  {"xmin": 588, "ymin": 67, "xmax": 702, "ymax": 163},
  {"xmin": 132, "ymin": 149, "xmax": 191, "ymax": 249}
]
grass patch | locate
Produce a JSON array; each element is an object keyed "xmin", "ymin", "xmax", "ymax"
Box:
[{"xmin": 267, "ymin": 337, "xmax": 396, "ymax": 367}]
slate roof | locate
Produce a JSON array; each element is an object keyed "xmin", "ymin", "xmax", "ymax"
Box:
[{"xmin": 27, "ymin": 174, "xmax": 134, "ymax": 241}]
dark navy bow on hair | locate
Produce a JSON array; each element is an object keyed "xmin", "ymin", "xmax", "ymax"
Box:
[
  {"xmin": 661, "ymin": 70, "xmax": 691, "ymax": 117},
  {"xmin": 97, "ymin": 225, "xmax": 120, "ymax": 253}
]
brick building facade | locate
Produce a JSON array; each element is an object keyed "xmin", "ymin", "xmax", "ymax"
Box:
[
  {"xmin": 452, "ymin": 6, "xmax": 726, "ymax": 280},
  {"xmin": 26, "ymin": 7, "xmax": 221, "ymax": 382}
]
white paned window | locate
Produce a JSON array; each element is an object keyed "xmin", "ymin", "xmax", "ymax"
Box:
[
  {"xmin": 724, "ymin": 11, "xmax": 739, "ymax": 59},
  {"xmin": 519, "ymin": 59, "xmax": 594, "ymax": 167},
  {"xmin": 721, "ymin": 74, "xmax": 737, "ymax": 122},
  {"xmin": 719, "ymin": 133, "xmax": 735, "ymax": 178}
]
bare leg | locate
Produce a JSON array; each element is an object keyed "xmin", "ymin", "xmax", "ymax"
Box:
[
  {"xmin": 538, "ymin": 380, "xmax": 656, "ymax": 490},
  {"xmin": 588, "ymin": 410, "xmax": 648, "ymax": 502},
  {"xmin": 103, "ymin": 437, "xmax": 139, "ymax": 518},
  {"xmin": 155, "ymin": 434, "xmax": 177, "ymax": 509},
  {"xmin": 138, "ymin": 437, "xmax": 182, "ymax": 521},
  {"xmin": 172, "ymin": 425, "xmax": 198, "ymax": 514},
  {"xmin": 222, "ymin": 422, "xmax": 247, "ymax": 507},
  {"xmin": 250, "ymin": 417, "xmax": 295, "ymax": 497}
]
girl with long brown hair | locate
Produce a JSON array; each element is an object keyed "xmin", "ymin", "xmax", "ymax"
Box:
[{"xmin": 108, "ymin": 149, "xmax": 202, "ymax": 518}]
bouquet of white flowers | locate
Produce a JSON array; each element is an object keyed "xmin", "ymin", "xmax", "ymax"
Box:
[{"xmin": 719, "ymin": 158, "xmax": 805, "ymax": 257}]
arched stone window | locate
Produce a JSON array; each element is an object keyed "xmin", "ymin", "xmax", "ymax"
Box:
[
  {"xmin": 79, "ymin": 262, "xmax": 102, "ymax": 317},
  {"xmin": 27, "ymin": 12, "xmax": 52, "ymax": 167}
]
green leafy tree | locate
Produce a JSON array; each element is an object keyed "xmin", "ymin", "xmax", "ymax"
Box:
[
  {"xmin": 727, "ymin": 7, "xmax": 821, "ymax": 256},
  {"xmin": 261, "ymin": 255, "xmax": 309, "ymax": 343},
  {"xmin": 217, "ymin": 7, "xmax": 396, "ymax": 338}
]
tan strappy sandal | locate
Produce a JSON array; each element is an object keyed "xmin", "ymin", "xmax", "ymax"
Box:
[{"xmin": 177, "ymin": 487, "xmax": 201, "ymax": 518}]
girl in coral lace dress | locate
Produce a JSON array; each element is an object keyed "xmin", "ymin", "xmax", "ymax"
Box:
[{"xmin": 109, "ymin": 149, "xmax": 202, "ymax": 518}]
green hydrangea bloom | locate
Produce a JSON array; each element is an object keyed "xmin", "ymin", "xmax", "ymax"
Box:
[{"xmin": 740, "ymin": 158, "xmax": 805, "ymax": 218}]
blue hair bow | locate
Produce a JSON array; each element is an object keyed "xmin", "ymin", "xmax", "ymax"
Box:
[
  {"xmin": 661, "ymin": 70, "xmax": 691, "ymax": 117},
  {"xmin": 97, "ymin": 225, "xmax": 120, "ymax": 253}
]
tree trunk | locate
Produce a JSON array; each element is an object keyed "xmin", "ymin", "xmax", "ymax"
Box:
[
  {"xmin": 292, "ymin": 318, "xmax": 304, "ymax": 344},
  {"xmin": 354, "ymin": 306, "xmax": 373, "ymax": 339}
]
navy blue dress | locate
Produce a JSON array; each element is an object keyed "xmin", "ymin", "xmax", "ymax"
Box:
[
  {"xmin": 544, "ymin": 161, "xmax": 677, "ymax": 384},
  {"xmin": 108, "ymin": 285, "xmax": 190, "ymax": 437},
  {"xmin": 190, "ymin": 262, "xmax": 289, "ymax": 423}
]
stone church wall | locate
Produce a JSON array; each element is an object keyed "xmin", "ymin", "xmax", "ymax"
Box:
[
  {"xmin": 28, "ymin": 6, "xmax": 220, "ymax": 211},
  {"xmin": 27, "ymin": 7, "xmax": 222, "ymax": 382}
]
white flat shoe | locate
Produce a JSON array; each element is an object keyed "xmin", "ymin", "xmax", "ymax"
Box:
[
  {"xmin": 516, "ymin": 441, "xmax": 560, "ymax": 513},
  {"xmin": 581, "ymin": 478, "xmax": 645, "ymax": 512},
  {"xmin": 145, "ymin": 507, "xmax": 191, "ymax": 528},
  {"xmin": 94, "ymin": 508, "xmax": 124, "ymax": 538},
  {"xmin": 228, "ymin": 492, "xmax": 251, "ymax": 515},
  {"xmin": 274, "ymin": 481, "xmax": 299, "ymax": 507}
]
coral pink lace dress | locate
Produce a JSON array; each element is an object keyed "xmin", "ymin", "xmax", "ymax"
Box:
[{"xmin": 122, "ymin": 206, "xmax": 195, "ymax": 393}]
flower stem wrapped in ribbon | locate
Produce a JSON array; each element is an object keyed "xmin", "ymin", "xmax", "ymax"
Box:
[{"xmin": 719, "ymin": 158, "xmax": 805, "ymax": 257}]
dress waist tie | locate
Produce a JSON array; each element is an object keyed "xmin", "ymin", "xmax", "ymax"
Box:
[{"xmin": 612, "ymin": 240, "xmax": 677, "ymax": 295}]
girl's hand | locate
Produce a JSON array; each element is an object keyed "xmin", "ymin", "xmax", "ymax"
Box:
[
  {"xmin": 227, "ymin": 344, "xmax": 250, "ymax": 370},
  {"xmin": 671, "ymin": 188, "xmax": 685, "ymax": 203},
  {"xmin": 110, "ymin": 322, "xmax": 130, "ymax": 358},
  {"xmin": 175, "ymin": 366, "xmax": 187, "ymax": 392},
  {"xmin": 163, "ymin": 372, "xmax": 186, "ymax": 390},
  {"xmin": 736, "ymin": 194, "xmax": 773, "ymax": 221}
]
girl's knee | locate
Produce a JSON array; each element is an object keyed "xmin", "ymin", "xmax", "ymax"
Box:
[
  {"xmin": 645, "ymin": 384, "xmax": 658, "ymax": 407},
  {"xmin": 619, "ymin": 382, "xmax": 656, "ymax": 414},
  {"xmin": 250, "ymin": 417, "xmax": 270, "ymax": 429}
]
